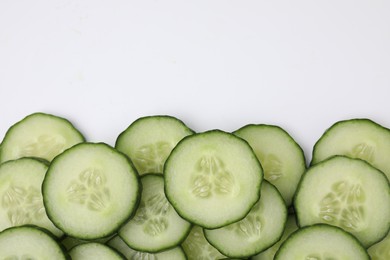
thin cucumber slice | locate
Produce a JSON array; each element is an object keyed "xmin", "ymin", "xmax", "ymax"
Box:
[
  {"xmin": 0, "ymin": 158, "xmax": 63, "ymax": 237},
  {"xmin": 312, "ymin": 118, "xmax": 390, "ymax": 181},
  {"xmin": 119, "ymin": 174, "xmax": 191, "ymax": 253},
  {"xmin": 274, "ymin": 224, "xmax": 369, "ymax": 259},
  {"xmin": 294, "ymin": 155, "xmax": 390, "ymax": 247},
  {"xmin": 61, "ymin": 235, "xmax": 114, "ymax": 250},
  {"xmin": 0, "ymin": 225, "xmax": 69, "ymax": 259},
  {"xmin": 182, "ymin": 225, "xmax": 227, "ymax": 260},
  {"xmin": 107, "ymin": 235, "xmax": 187, "ymax": 260},
  {"xmin": 164, "ymin": 130, "xmax": 263, "ymax": 229},
  {"xmin": 42, "ymin": 142, "xmax": 141, "ymax": 239},
  {"xmin": 234, "ymin": 124, "xmax": 306, "ymax": 206},
  {"xmin": 251, "ymin": 214, "xmax": 298, "ymax": 260},
  {"xmin": 368, "ymin": 231, "xmax": 390, "ymax": 260},
  {"xmin": 0, "ymin": 112, "xmax": 85, "ymax": 163},
  {"xmin": 204, "ymin": 181, "xmax": 287, "ymax": 258},
  {"xmin": 69, "ymin": 242, "xmax": 125, "ymax": 260},
  {"xmin": 116, "ymin": 115, "xmax": 194, "ymax": 175}
]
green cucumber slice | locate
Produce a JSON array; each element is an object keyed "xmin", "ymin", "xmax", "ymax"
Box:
[
  {"xmin": 164, "ymin": 130, "xmax": 263, "ymax": 229},
  {"xmin": 274, "ymin": 224, "xmax": 369, "ymax": 259},
  {"xmin": 294, "ymin": 155, "xmax": 390, "ymax": 247},
  {"xmin": 107, "ymin": 235, "xmax": 187, "ymax": 260},
  {"xmin": 0, "ymin": 225, "xmax": 69, "ymax": 259},
  {"xmin": 0, "ymin": 112, "xmax": 85, "ymax": 163},
  {"xmin": 234, "ymin": 124, "xmax": 306, "ymax": 206},
  {"xmin": 204, "ymin": 181, "xmax": 287, "ymax": 258},
  {"xmin": 182, "ymin": 225, "xmax": 227, "ymax": 260},
  {"xmin": 368, "ymin": 231, "xmax": 390, "ymax": 260},
  {"xmin": 69, "ymin": 242, "xmax": 125, "ymax": 260},
  {"xmin": 116, "ymin": 115, "xmax": 194, "ymax": 175},
  {"xmin": 0, "ymin": 158, "xmax": 63, "ymax": 237},
  {"xmin": 119, "ymin": 174, "xmax": 191, "ymax": 253},
  {"xmin": 251, "ymin": 214, "xmax": 298, "ymax": 260},
  {"xmin": 311, "ymin": 118, "xmax": 390, "ymax": 181},
  {"xmin": 42, "ymin": 142, "xmax": 141, "ymax": 239}
]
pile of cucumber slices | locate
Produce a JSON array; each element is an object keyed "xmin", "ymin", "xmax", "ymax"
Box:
[{"xmin": 0, "ymin": 112, "xmax": 389, "ymax": 259}]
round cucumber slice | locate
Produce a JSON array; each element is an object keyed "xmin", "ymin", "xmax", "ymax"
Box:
[
  {"xmin": 0, "ymin": 158, "xmax": 63, "ymax": 237},
  {"xmin": 294, "ymin": 155, "xmax": 390, "ymax": 247},
  {"xmin": 182, "ymin": 225, "xmax": 227, "ymax": 260},
  {"xmin": 0, "ymin": 225, "xmax": 69, "ymax": 259},
  {"xmin": 0, "ymin": 112, "xmax": 85, "ymax": 163},
  {"xmin": 204, "ymin": 181, "xmax": 287, "ymax": 258},
  {"xmin": 107, "ymin": 235, "xmax": 187, "ymax": 260},
  {"xmin": 234, "ymin": 124, "xmax": 306, "ymax": 206},
  {"xmin": 69, "ymin": 242, "xmax": 125, "ymax": 260},
  {"xmin": 119, "ymin": 174, "xmax": 191, "ymax": 253},
  {"xmin": 42, "ymin": 142, "xmax": 141, "ymax": 239},
  {"xmin": 116, "ymin": 115, "xmax": 194, "ymax": 175},
  {"xmin": 312, "ymin": 118, "xmax": 390, "ymax": 181},
  {"xmin": 164, "ymin": 130, "xmax": 263, "ymax": 229},
  {"xmin": 275, "ymin": 224, "xmax": 369, "ymax": 259}
]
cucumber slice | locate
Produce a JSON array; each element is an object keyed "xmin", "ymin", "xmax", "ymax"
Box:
[
  {"xmin": 69, "ymin": 242, "xmax": 125, "ymax": 260},
  {"xmin": 367, "ymin": 231, "xmax": 390, "ymax": 260},
  {"xmin": 182, "ymin": 225, "xmax": 227, "ymax": 260},
  {"xmin": 0, "ymin": 112, "xmax": 85, "ymax": 163},
  {"xmin": 274, "ymin": 224, "xmax": 369, "ymax": 259},
  {"xmin": 116, "ymin": 115, "xmax": 194, "ymax": 175},
  {"xmin": 61, "ymin": 235, "xmax": 114, "ymax": 250},
  {"xmin": 119, "ymin": 174, "xmax": 191, "ymax": 252},
  {"xmin": 0, "ymin": 158, "xmax": 63, "ymax": 237},
  {"xmin": 204, "ymin": 181, "xmax": 287, "ymax": 258},
  {"xmin": 0, "ymin": 225, "xmax": 69, "ymax": 259},
  {"xmin": 311, "ymin": 118, "xmax": 390, "ymax": 181},
  {"xmin": 164, "ymin": 130, "xmax": 263, "ymax": 229},
  {"xmin": 234, "ymin": 124, "xmax": 306, "ymax": 206},
  {"xmin": 42, "ymin": 142, "xmax": 141, "ymax": 239},
  {"xmin": 294, "ymin": 156, "xmax": 390, "ymax": 247},
  {"xmin": 107, "ymin": 235, "xmax": 187, "ymax": 260},
  {"xmin": 251, "ymin": 214, "xmax": 298, "ymax": 260}
]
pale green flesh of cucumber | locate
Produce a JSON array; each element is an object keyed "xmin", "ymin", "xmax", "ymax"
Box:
[
  {"xmin": 275, "ymin": 224, "xmax": 369, "ymax": 259},
  {"xmin": 0, "ymin": 112, "xmax": 84, "ymax": 163},
  {"xmin": 0, "ymin": 226, "xmax": 68, "ymax": 259},
  {"xmin": 204, "ymin": 181, "xmax": 287, "ymax": 258},
  {"xmin": 43, "ymin": 143, "xmax": 140, "ymax": 239},
  {"xmin": 182, "ymin": 225, "xmax": 227, "ymax": 260},
  {"xmin": 69, "ymin": 242, "xmax": 125, "ymax": 260},
  {"xmin": 119, "ymin": 174, "xmax": 191, "ymax": 252},
  {"xmin": 0, "ymin": 158, "xmax": 63, "ymax": 237},
  {"xmin": 234, "ymin": 124, "xmax": 306, "ymax": 206},
  {"xmin": 295, "ymin": 156, "xmax": 390, "ymax": 247},
  {"xmin": 107, "ymin": 235, "xmax": 187, "ymax": 260},
  {"xmin": 164, "ymin": 130, "xmax": 263, "ymax": 229},
  {"xmin": 251, "ymin": 214, "xmax": 298, "ymax": 260},
  {"xmin": 312, "ymin": 119, "xmax": 390, "ymax": 181},
  {"xmin": 115, "ymin": 115, "xmax": 194, "ymax": 175}
]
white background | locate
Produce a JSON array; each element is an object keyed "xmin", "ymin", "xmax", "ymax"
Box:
[{"xmin": 1, "ymin": 0, "xmax": 390, "ymax": 162}]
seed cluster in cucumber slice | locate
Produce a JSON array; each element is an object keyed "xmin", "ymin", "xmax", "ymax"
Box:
[
  {"xmin": 1, "ymin": 113, "xmax": 390, "ymax": 258},
  {"xmin": 0, "ymin": 158, "xmax": 63, "ymax": 237}
]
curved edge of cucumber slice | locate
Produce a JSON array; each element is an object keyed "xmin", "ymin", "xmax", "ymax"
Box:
[
  {"xmin": 0, "ymin": 112, "xmax": 86, "ymax": 163},
  {"xmin": 274, "ymin": 223, "xmax": 370, "ymax": 260},
  {"xmin": 69, "ymin": 242, "xmax": 126, "ymax": 260},
  {"xmin": 311, "ymin": 118, "xmax": 390, "ymax": 166},
  {"xmin": 233, "ymin": 123, "xmax": 306, "ymax": 206},
  {"xmin": 115, "ymin": 115, "xmax": 195, "ymax": 175},
  {"xmin": 0, "ymin": 225, "xmax": 70, "ymax": 259}
]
